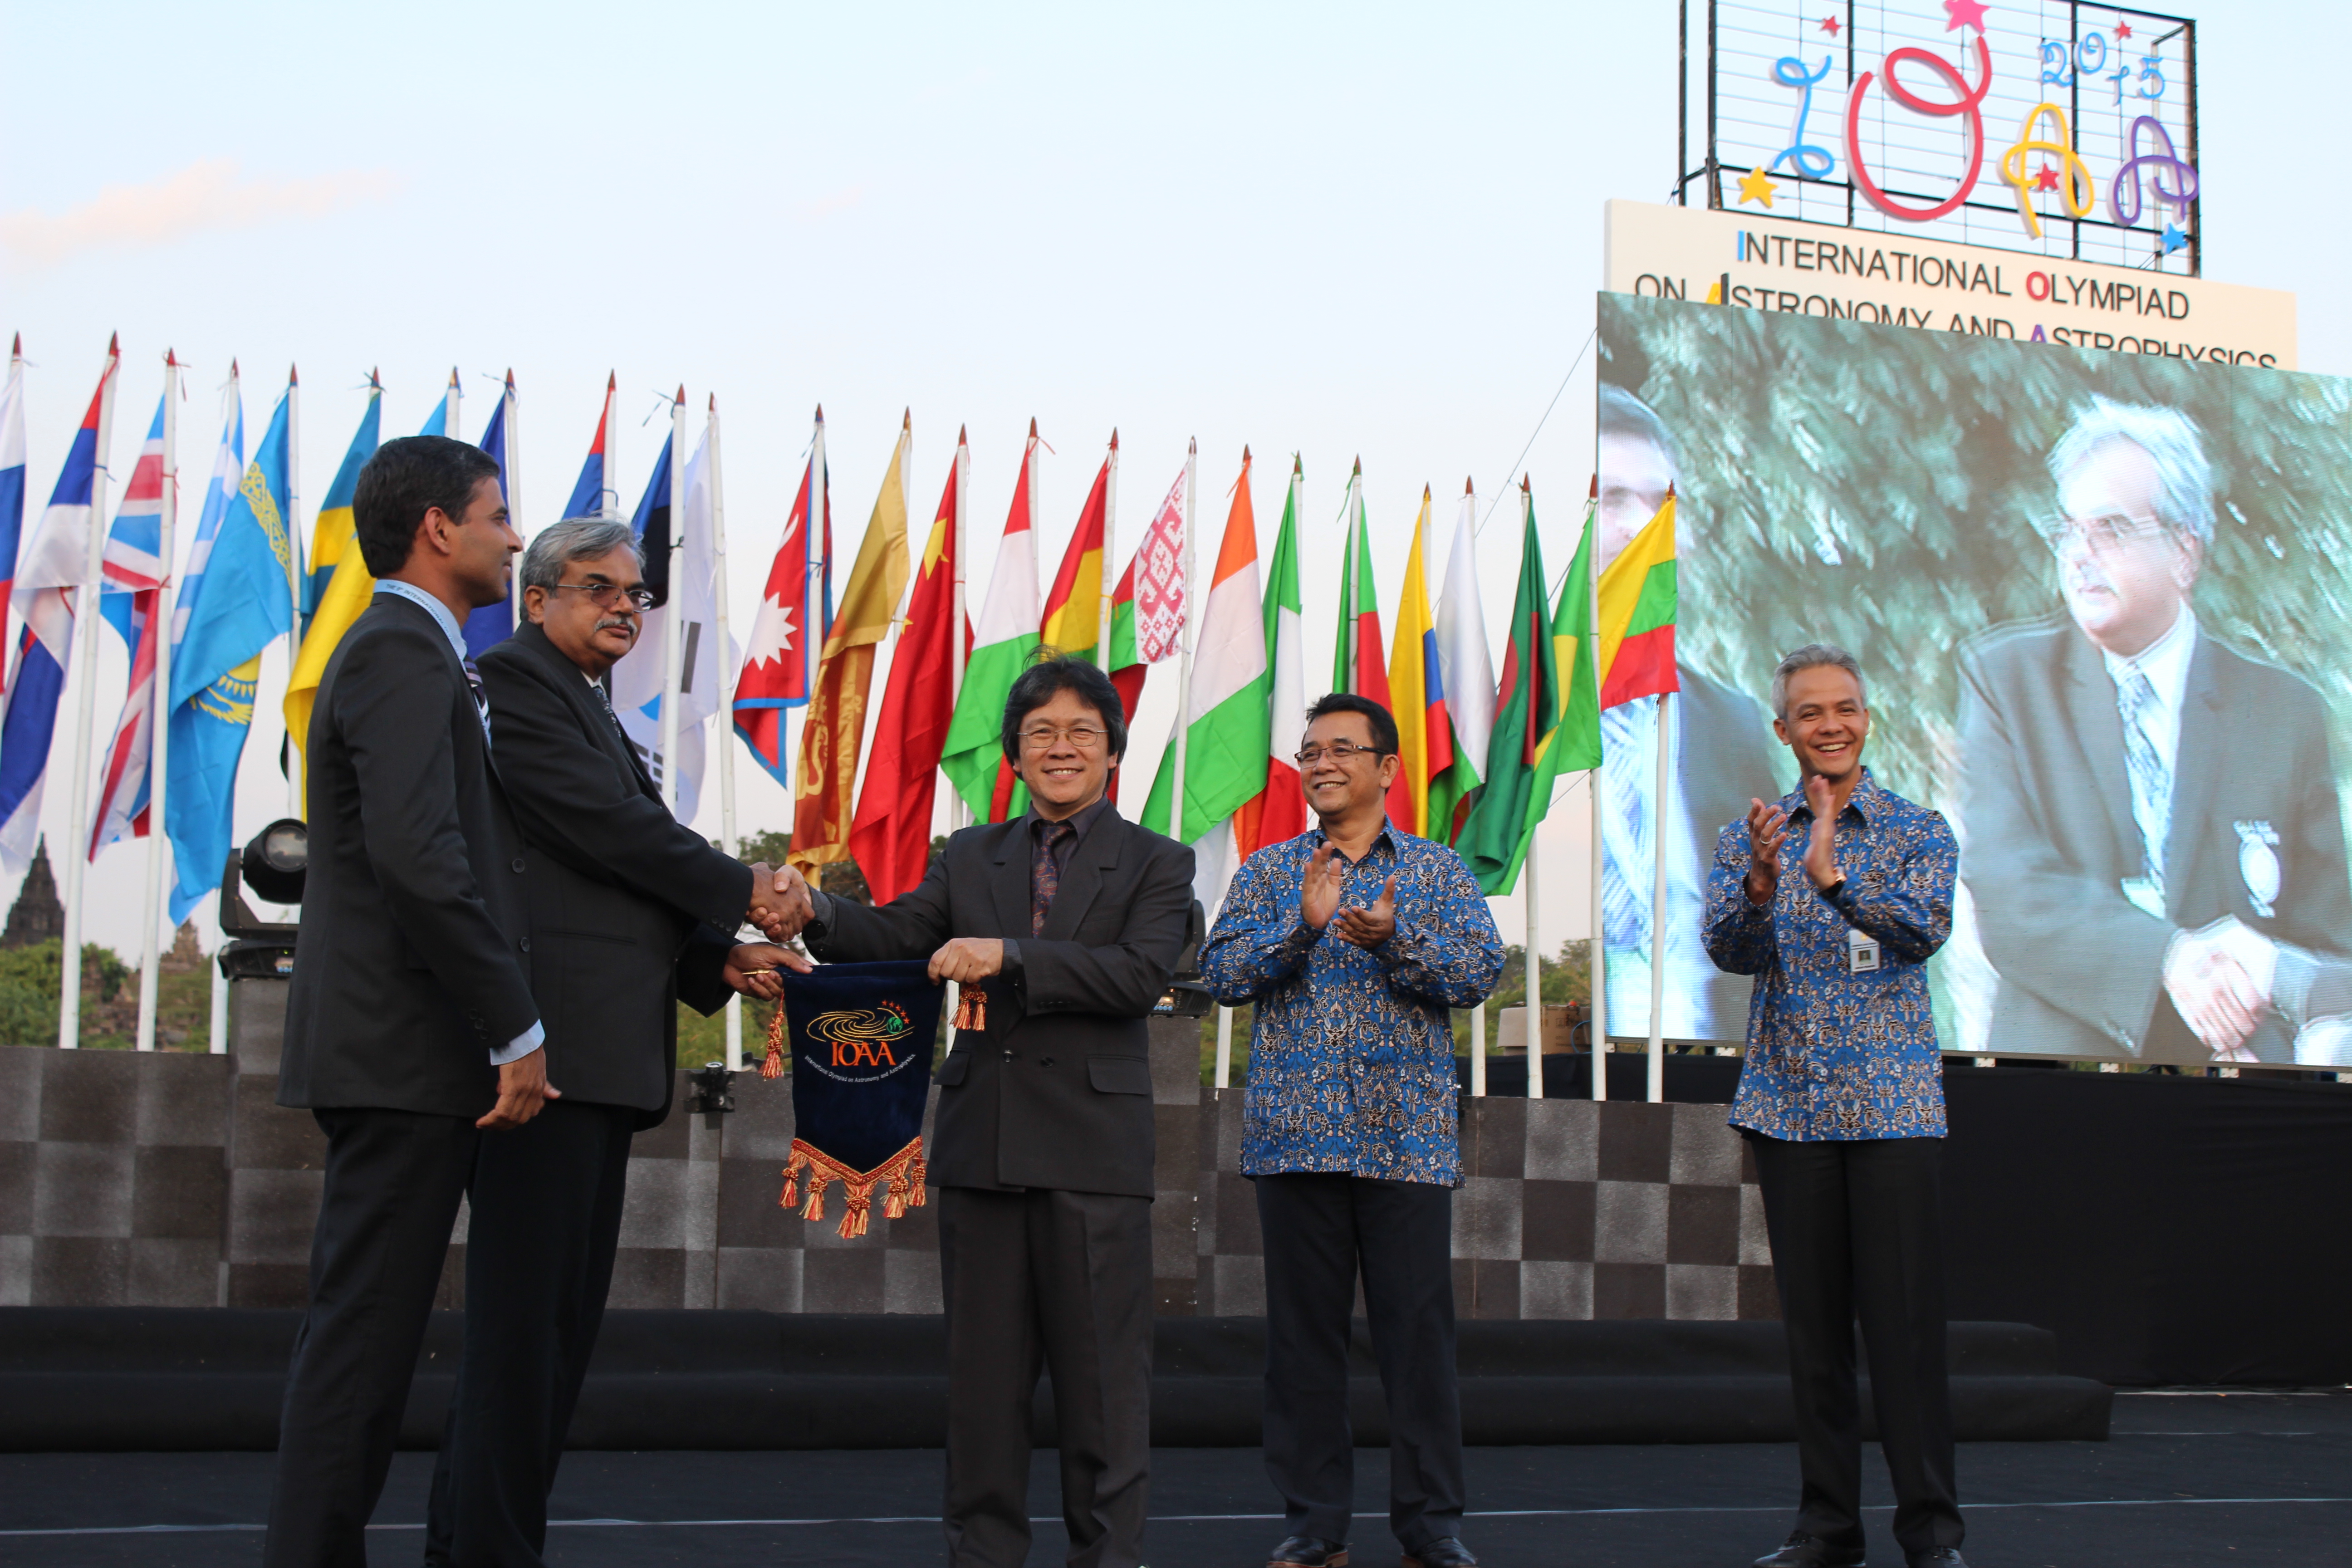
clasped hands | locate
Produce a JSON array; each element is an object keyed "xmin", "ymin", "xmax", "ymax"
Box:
[
  {"xmin": 1299, "ymin": 842, "xmax": 1397, "ymax": 950},
  {"xmin": 1744, "ymin": 774, "xmax": 1842, "ymax": 904},
  {"xmin": 2164, "ymin": 916, "xmax": 2280, "ymax": 1061},
  {"xmin": 738, "ymin": 862, "xmax": 1006, "ymax": 988}
]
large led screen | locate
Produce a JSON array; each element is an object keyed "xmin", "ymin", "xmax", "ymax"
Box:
[{"xmin": 1596, "ymin": 290, "xmax": 2352, "ymax": 1067}]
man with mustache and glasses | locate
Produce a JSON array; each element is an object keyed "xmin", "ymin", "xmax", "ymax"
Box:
[
  {"xmin": 425, "ymin": 517, "xmax": 806, "ymax": 1566},
  {"xmin": 1957, "ymin": 398, "xmax": 2352, "ymax": 1065}
]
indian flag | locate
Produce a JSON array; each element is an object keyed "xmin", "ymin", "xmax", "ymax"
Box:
[
  {"xmin": 1142, "ymin": 447, "xmax": 1267, "ymax": 843},
  {"xmin": 1597, "ymin": 490, "xmax": 1677, "ymax": 707},
  {"xmin": 941, "ymin": 422, "xmax": 1042, "ymax": 823}
]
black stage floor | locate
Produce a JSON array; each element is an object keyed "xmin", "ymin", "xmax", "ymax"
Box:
[{"xmin": 1, "ymin": 1390, "xmax": 2342, "ymax": 1567}]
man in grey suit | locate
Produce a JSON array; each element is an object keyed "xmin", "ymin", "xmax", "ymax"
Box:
[
  {"xmin": 1597, "ymin": 383, "xmax": 1788, "ymax": 1042},
  {"xmin": 775, "ymin": 656, "xmax": 1193, "ymax": 1568},
  {"xmin": 1958, "ymin": 397, "xmax": 2352, "ymax": 1063}
]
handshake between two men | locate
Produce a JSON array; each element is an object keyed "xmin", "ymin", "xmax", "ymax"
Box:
[{"xmin": 734, "ymin": 863, "xmax": 1020, "ymax": 988}]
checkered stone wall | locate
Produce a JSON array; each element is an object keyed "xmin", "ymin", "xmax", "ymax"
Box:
[{"xmin": 1194, "ymin": 1088, "xmax": 1778, "ymax": 1321}]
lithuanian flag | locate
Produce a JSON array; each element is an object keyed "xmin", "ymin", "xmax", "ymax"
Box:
[{"xmin": 1596, "ymin": 490, "xmax": 1677, "ymax": 708}]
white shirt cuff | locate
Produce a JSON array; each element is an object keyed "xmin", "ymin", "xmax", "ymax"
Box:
[{"xmin": 491, "ymin": 1019, "xmax": 545, "ymax": 1067}]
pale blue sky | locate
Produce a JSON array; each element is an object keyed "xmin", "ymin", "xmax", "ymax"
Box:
[{"xmin": 0, "ymin": 0, "xmax": 2339, "ymax": 956}]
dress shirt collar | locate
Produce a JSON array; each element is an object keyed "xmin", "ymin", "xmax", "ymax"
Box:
[
  {"xmin": 1027, "ymin": 794, "xmax": 1113, "ymax": 843},
  {"xmin": 2099, "ymin": 602, "xmax": 2198, "ymax": 715},
  {"xmin": 374, "ymin": 580, "xmax": 468, "ymax": 664},
  {"xmin": 1782, "ymin": 765, "xmax": 1887, "ymax": 826},
  {"xmin": 1308, "ymin": 818, "xmax": 1400, "ymax": 863}
]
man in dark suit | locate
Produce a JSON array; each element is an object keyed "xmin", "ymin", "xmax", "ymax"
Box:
[
  {"xmin": 777, "ymin": 656, "xmax": 1193, "ymax": 1568},
  {"xmin": 424, "ymin": 518, "xmax": 804, "ymax": 1566},
  {"xmin": 1958, "ymin": 397, "xmax": 2352, "ymax": 1063},
  {"xmin": 267, "ymin": 436, "xmax": 549, "ymax": 1568},
  {"xmin": 1597, "ymin": 384, "xmax": 1788, "ymax": 1042}
]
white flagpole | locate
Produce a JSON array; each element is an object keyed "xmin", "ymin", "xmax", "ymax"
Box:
[
  {"xmin": 796, "ymin": 406, "xmax": 827, "ymax": 834},
  {"xmin": 601, "ymin": 373, "xmax": 621, "ymax": 519},
  {"xmin": 1524, "ymin": 485, "xmax": 1543, "ymax": 1102},
  {"xmin": 1466, "ymin": 476, "xmax": 1486, "ymax": 1097},
  {"xmin": 58, "ymin": 338, "xmax": 121, "ymax": 1050},
  {"xmin": 658, "ymin": 387, "xmax": 687, "ymax": 813},
  {"xmin": 1646, "ymin": 692, "xmax": 1671, "ymax": 1102},
  {"xmin": 1096, "ymin": 431, "xmax": 1117, "ymax": 667},
  {"xmin": 708, "ymin": 394, "xmax": 742, "ymax": 1073},
  {"xmin": 207, "ymin": 364, "xmax": 238, "ymax": 1058},
  {"xmin": 137, "ymin": 350, "xmax": 181, "ymax": 1054},
  {"xmin": 446, "ymin": 367, "xmax": 462, "ymax": 444},
  {"xmin": 1172, "ymin": 440, "xmax": 1196, "ymax": 848},
  {"xmin": 284, "ymin": 366, "xmax": 302, "ymax": 821},
  {"xmin": 1588, "ymin": 483, "xmax": 1608, "ymax": 1102},
  {"xmin": 505, "ymin": 372, "xmax": 521, "ymax": 630},
  {"xmin": 950, "ymin": 427, "xmax": 969, "ymax": 833}
]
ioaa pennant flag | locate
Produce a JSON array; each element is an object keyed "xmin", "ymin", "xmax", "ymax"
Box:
[{"xmin": 765, "ymin": 960, "xmax": 943, "ymax": 1240}]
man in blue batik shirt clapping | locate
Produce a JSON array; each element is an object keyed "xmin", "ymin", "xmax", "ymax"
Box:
[
  {"xmin": 1202, "ymin": 692, "xmax": 1503, "ymax": 1568},
  {"xmin": 1705, "ymin": 643, "xmax": 1970, "ymax": 1568}
]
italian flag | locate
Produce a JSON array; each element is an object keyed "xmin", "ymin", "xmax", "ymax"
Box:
[
  {"xmin": 1331, "ymin": 457, "xmax": 1390, "ymax": 706},
  {"xmin": 1597, "ymin": 489, "xmax": 1677, "ymax": 707},
  {"xmin": 941, "ymin": 422, "xmax": 1042, "ymax": 823},
  {"xmin": 1232, "ymin": 456, "xmax": 1306, "ymax": 858},
  {"xmin": 1460, "ymin": 480, "xmax": 1600, "ymax": 894},
  {"xmin": 1142, "ymin": 448, "xmax": 1267, "ymax": 843}
]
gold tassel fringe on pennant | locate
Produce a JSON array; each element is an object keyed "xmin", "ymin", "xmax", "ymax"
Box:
[{"xmin": 775, "ymin": 1137, "xmax": 928, "ymax": 1240}]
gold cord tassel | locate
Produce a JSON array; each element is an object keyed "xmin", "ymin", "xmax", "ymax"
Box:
[
  {"xmin": 777, "ymin": 1147, "xmax": 808, "ymax": 1211},
  {"xmin": 760, "ymin": 998, "xmax": 786, "ymax": 1079},
  {"xmin": 950, "ymin": 984, "xmax": 987, "ymax": 1032}
]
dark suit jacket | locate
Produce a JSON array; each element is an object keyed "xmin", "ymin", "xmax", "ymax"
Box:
[
  {"xmin": 805, "ymin": 808, "xmax": 1194, "ymax": 1198},
  {"xmin": 1957, "ymin": 612, "xmax": 2352, "ymax": 1063},
  {"xmin": 475, "ymin": 622, "xmax": 747, "ymax": 1121},
  {"xmin": 1674, "ymin": 664, "xmax": 1789, "ymax": 1038},
  {"xmin": 280, "ymin": 593, "xmax": 539, "ymax": 1118}
]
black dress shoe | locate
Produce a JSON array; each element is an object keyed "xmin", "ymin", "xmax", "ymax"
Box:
[
  {"xmin": 1906, "ymin": 1552, "xmax": 1968, "ymax": 1568},
  {"xmin": 1754, "ymin": 1532, "xmax": 1866, "ymax": 1568},
  {"xmin": 1403, "ymin": 1539, "xmax": 1479, "ymax": 1568},
  {"xmin": 1267, "ymin": 1536, "xmax": 1349, "ymax": 1567}
]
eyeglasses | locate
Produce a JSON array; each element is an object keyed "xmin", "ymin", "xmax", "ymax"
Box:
[
  {"xmin": 1018, "ymin": 723, "xmax": 1108, "ymax": 751},
  {"xmin": 2037, "ymin": 512, "xmax": 2174, "ymax": 556},
  {"xmin": 1294, "ymin": 742, "xmax": 1385, "ymax": 766},
  {"xmin": 554, "ymin": 581, "xmax": 656, "ymax": 612}
]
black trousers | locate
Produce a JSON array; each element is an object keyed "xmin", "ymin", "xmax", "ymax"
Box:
[
  {"xmin": 424, "ymin": 1098, "xmax": 639, "ymax": 1566},
  {"xmin": 1254, "ymin": 1172, "xmax": 1464, "ymax": 1552},
  {"xmin": 935, "ymin": 1185, "xmax": 1154, "ymax": 1568},
  {"xmin": 264, "ymin": 1108, "xmax": 479, "ymax": 1568},
  {"xmin": 1749, "ymin": 1133, "xmax": 1965, "ymax": 1558}
]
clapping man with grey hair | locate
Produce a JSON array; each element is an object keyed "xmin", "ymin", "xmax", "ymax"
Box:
[
  {"xmin": 424, "ymin": 517, "xmax": 811, "ymax": 1566},
  {"xmin": 1957, "ymin": 397, "xmax": 2352, "ymax": 1063}
]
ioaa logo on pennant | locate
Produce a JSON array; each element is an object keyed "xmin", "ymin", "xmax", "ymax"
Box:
[{"xmin": 2235, "ymin": 820, "xmax": 2282, "ymax": 919}]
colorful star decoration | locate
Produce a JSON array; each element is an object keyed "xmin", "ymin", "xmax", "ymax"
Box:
[
  {"xmin": 1738, "ymin": 166, "xmax": 1779, "ymax": 207},
  {"xmin": 1820, "ymin": 13, "xmax": 1841, "ymax": 35},
  {"xmin": 2161, "ymin": 224, "xmax": 2188, "ymax": 255},
  {"xmin": 1943, "ymin": 0, "xmax": 1989, "ymax": 34},
  {"xmin": 2115, "ymin": 20, "xmax": 2132, "ymax": 39},
  {"xmin": 2034, "ymin": 162, "xmax": 2061, "ymax": 191}
]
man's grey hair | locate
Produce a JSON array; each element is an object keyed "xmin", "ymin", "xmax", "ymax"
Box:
[
  {"xmin": 2047, "ymin": 395, "xmax": 2216, "ymax": 547},
  {"xmin": 1770, "ymin": 643, "xmax": 1867, "ymax": 722},
  {"xmin": 520, "ymin": 517, "xmax": 641, "ymax": 593},
  {"xmin": 1598, "ymin": 383, "xmax": 1682, "ymax": 486}
]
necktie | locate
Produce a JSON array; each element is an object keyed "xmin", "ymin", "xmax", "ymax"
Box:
[
  {"xmin": 1032, "ymin": 820, "xmax": 1074, "ymax": 936},
  {"xmin": 2116, "ymin": 668, "xmax": 2172, "ymax": 893},
  {"xmin": 461, "ymin": 657, "xmax": 490, "ymax": 739},
  {"xmin": 1601, "ymin": 704, "xmax": 1652, "ymax": 956},
  {"xmin": 591, "ymin": 680, "xmax": 630, "ymax": 743}
]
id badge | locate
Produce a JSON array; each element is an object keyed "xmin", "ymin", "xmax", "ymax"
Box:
[{"xmin": 1847, "ymin": 926, "xmax": 1882, "ymax": 974}]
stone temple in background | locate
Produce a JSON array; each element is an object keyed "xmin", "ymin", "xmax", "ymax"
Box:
[{"xmin": 2, "ymin": 838, "xmax": 64, "ymax": 949}]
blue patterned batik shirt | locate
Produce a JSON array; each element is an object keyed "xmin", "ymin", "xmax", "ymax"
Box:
[
  {"xmin": 1201, "ymin": 824, "xmax": 1504, "ymax": 1185},
  {"xmin": 1704, "ymin": 768, "xmax": 1956, "ymax": 1142}
]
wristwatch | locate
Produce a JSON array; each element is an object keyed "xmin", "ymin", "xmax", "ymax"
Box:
[{"xmin": 1817, "ymin": 873, "xmax": 1847, "ymax": 901}]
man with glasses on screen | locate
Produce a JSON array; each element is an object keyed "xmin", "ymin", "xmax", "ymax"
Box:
[
  {"xmin": 1957, "ymin": 397, "xmax": 2352, "ymax": 1063},
  {"xmin": 1597, "ymin": 384, "xmax": 1788, "ymax": 1047}
]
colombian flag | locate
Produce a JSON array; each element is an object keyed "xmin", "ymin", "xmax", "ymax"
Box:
[
  {"xmin": 1597, "ymin": 490, "xmax": 1678, "ymax": 707},
  {"xmin": 1384, "ymin": 487, "xmax": 1454, "ymax": 838},
  {"xmin": 1040, "ymin": 440, "xmax": 1110, "ymax": 663}
]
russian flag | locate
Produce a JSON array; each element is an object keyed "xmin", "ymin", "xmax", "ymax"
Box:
[
  {"xmin": 0, "ymin": 338, "xmax": 27, "ymax": 690},
  {"xmin": 91, "ymin": 391, "xmax": 171, "ymax": 859},
  {"xmin": 0, "ymin": 337, "xmax": 120, "ymax": 875}
]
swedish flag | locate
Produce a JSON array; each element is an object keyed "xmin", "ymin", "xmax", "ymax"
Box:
[
  {"xmin": 284, "ymin": 378, "xmax": 382, "ymax": 782},
  {"xmin": 167, "ymin": 378, "xmax": 296, "ymax": 921}
]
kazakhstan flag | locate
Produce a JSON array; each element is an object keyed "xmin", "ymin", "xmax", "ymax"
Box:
[
  {"xmin": 285, "ymin": 381, "xmax": 382, "ymax": 779},
  {"xmin": 167, "ymin": 382, "xmax": 296, "ymax": 922}
]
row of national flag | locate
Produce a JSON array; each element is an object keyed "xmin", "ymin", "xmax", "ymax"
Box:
[{"xmin": 0, "ymin": 335, "xmax": 1686, "ymax": 1036}]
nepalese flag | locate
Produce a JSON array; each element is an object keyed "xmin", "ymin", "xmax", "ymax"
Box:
[
  {"xmin": 1106, "ymin": 463, "xmax": 1186, "ymax": 729},
  {"xmin": 1385, "ymin": 487, "xmax": 1455, "ymax": 839},
  {"xmin": 561, "ymin": 372, "xmax": 616, "ymax": 519},
  {"xmin": 91, "ymin": 396, "xmax": 172, "ymax": 858},
  {"xmin": 734, "ymin": 433, "xmax": 832, "ymax": 784},
  {"xmin": 0, "ymin": 338, "xmax": 120, "ymax": 876},
  {"xmin": 461, "ymin": 372, "xmax": 517, "ymax": 657},
  {"xmin": 0, "ymin": 338, "xmax": 28, "ymax": 689},
  {"xmin": 1596, "ymin": 490, "xmax": 1678, "ymax": 708}
]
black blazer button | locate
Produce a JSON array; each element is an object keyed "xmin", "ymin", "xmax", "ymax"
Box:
[
  {"xmin": 519, "ymin": 937, "xmax": 532, "ymax": 953},
  {"xmin": 511, "ymin": 858, "xmax": 526, "ymax": 873},
  {"xmin": 1039, "ymin": 1057, "xmax": 1055, "ymax": 1068},
  {"xmin": 1001, "ymin": 1049, "xmax": 1014, "ymax": 1061}
]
